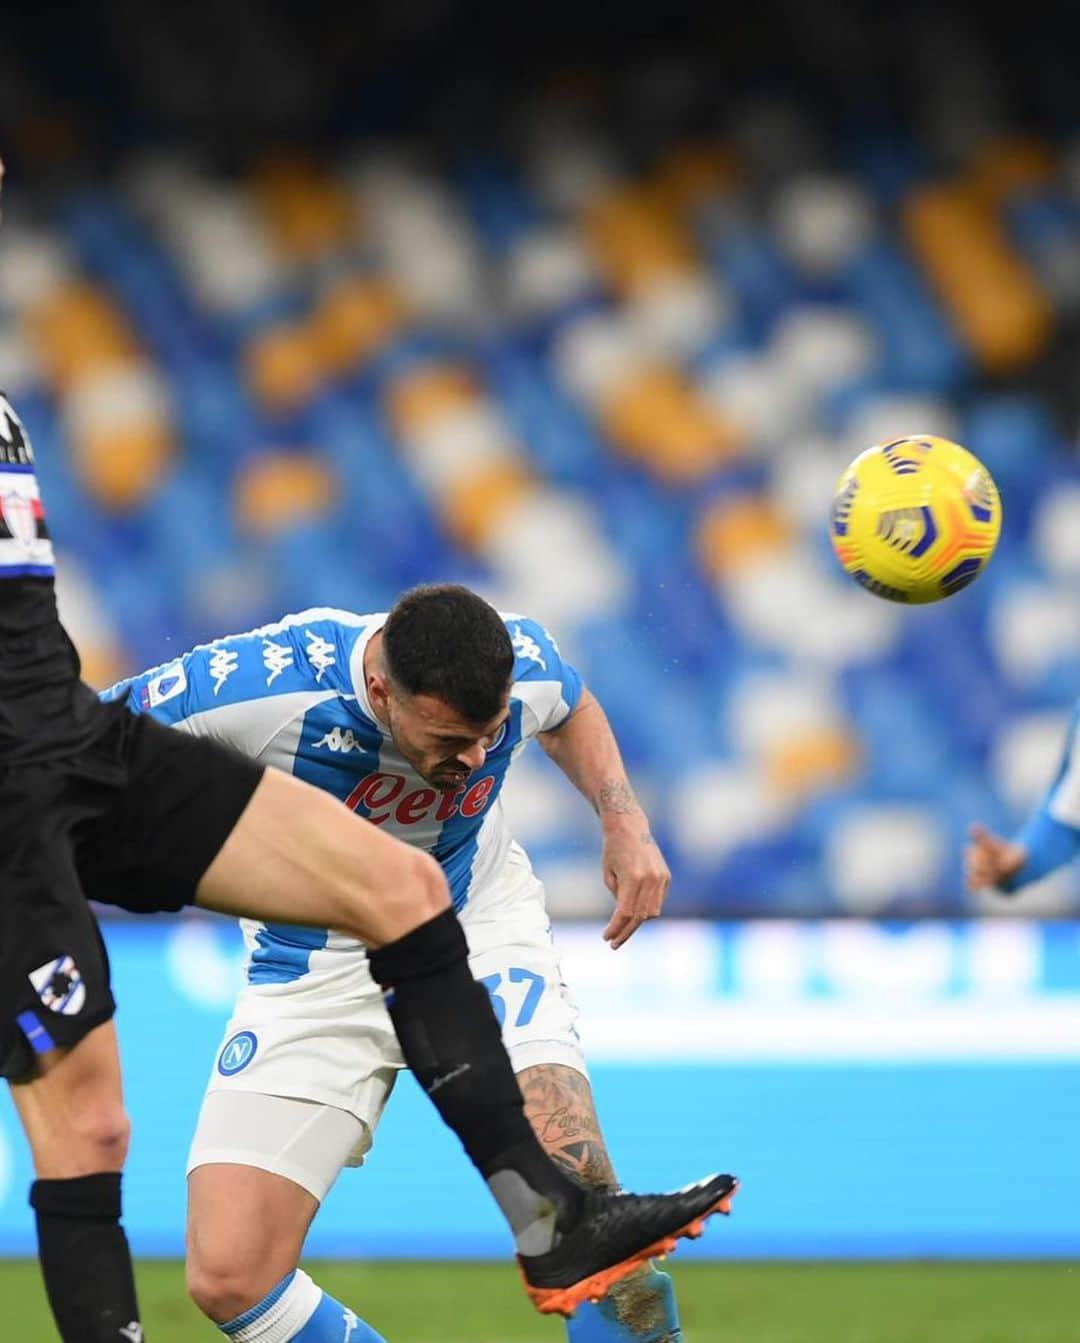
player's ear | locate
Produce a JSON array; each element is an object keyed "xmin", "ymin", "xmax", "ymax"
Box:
[{"xmin": 367, "ymin": 664, "xmax": 392, "ymax": 715}]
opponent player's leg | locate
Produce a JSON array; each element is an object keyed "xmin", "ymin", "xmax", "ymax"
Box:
[
  {"xmin": 1, "ymin": 786, "xmax": 144, "ymax": 1343},
  {"xmin": 8, "ymin": 1026, "xmax": 143, "ymax": 1343},
  {"xmin": 518, "ymin": 1063, "xmax": 683, "ymax": 1343},
  {"xmin": 185, "ymin": 1093, "xmax": 387, "ymax": 1341},
  {"xmin": 5, "ymin": 1015, "xmax": 142, "ymax": 1343}
]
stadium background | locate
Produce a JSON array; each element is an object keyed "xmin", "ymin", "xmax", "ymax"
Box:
[{"xmin": 1, "ymin": 2, "xmax": 1078, "ymax": 1337}]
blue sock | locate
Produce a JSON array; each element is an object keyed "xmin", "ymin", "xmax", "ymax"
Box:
[
  {"xmin": 219, "ymin": 1268, "xmax": 386, "ymax": 1342},
  {"xmin": 293, "ymin": 1292, "xmax": 386, "ymax": 1343},
  {"xmin": 566, "ymin": 1267, "xmax": 681, "ymax": 1343}
]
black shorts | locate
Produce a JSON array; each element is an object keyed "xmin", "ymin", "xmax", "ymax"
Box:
[{"xmin": 0, "ymin": 700, "xmax": 264, "ymax": 1077}]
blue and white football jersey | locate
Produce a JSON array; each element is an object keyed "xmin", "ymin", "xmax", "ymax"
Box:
[
  {"xmin": 1008, "ymin": 702, "xmax": 1080, "ymax": 890},
  {"xmin": 102, "ymin": 608, "xmax": 582, "ymax": 983}
]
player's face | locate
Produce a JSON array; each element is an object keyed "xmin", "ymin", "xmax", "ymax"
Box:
[{"xmin": 386, "ymin": 688, "xmax": 510, "ymax": 789}]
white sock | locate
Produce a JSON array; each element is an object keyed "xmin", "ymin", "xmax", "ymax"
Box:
[{"xmin": 221, "ymin": 1269, "xmax": 322, "ymax": 1342}]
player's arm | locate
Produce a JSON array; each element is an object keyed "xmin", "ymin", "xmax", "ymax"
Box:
[
  {"xmin": 538, "ymin": 686, "xmax": 671, "ymax": 949},
  {"xmin": 966, "ymin": 708, "xmax": 1080, "ymax": 895}
]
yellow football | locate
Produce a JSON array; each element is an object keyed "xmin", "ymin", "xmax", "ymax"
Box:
[{"xmin": 830, "ymin": 436, "xmax": 1001, "ymax": 604}]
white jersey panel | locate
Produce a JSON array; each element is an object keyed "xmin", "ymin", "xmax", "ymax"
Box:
[{"xmin": 175, "ymin": 689, "xmax": 337, "ymax": 759}]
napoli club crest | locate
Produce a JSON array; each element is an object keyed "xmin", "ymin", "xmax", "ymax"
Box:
[
  {"xmin": 28, "ymin": 956, "xmax": 86, "ymax": 1016},
  {"xmin": 217, "ymin": 1030, "xmax": 258, "ymax": 1076},
  {"xmin": 0, "ymin": 490, "xmax": 36, "ymax": 550}
]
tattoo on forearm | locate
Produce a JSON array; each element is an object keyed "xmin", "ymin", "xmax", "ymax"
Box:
[
  {"xmin": 518, "ymin": 1063, "xmax": 618, "ymax": 1192},
  {"xmin": 596, "ymin": 778, "xmax": 640, "ymax": 816}
]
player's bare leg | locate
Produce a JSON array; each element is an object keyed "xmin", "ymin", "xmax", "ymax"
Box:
[
  {"xmin": 194, "ymin": 769, "xmax": 449, "ymax": 946},
  {"xmin": 519, "ymin": 1063, "xmax": 685, "ymax": 1340},
  {"xmin": 10, "ymin": 1020, "xmax": 128, "ymax": 1177},
  {"xmin": 184, "ymin": 1091, "xmax": 390, "ymax": 1341},
  {"xmin": 186, "ymin": 1164, "xmax": 319, "ymax": 1325},
  {"xmin": 8, "ymin": 1021, "xmax": 143, "ymax": 1341}
]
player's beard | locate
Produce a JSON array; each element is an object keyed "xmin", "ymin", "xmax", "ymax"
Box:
[
  {"xmin": 430, "ymin": 761, "xmax": 471, "ymax": 790},
  {"xmin": 387, "ymin": 711, "xmax": 470, "ymax": 791}
]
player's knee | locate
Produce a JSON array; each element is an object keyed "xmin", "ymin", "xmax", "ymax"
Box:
[
  {"xmin": 380, "ymin": 849, "xmax": 451, "ymax": 931},
  {"xmin": 186, "ymin": 1247, "xmax": 265, "ymax": 1325},
  {"xmin": 70, "ymin": 1099, "xmax": 130, "ymax": 1170},
  {"xmin": 406, "ymin": 850, "xmax": 451, "ymax": 919}
]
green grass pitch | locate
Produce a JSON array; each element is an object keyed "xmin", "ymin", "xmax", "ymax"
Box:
[{"xmin": 2, "ymin": 1260, "xmax": 1076, "ymax": 1340}]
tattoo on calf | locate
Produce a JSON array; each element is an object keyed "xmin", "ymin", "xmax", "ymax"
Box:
[{"xmin": 518, "ymin": 1064, "xmax": 618, "ymax": 1192}]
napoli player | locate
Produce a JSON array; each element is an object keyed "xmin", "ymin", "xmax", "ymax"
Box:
[
  {"xmin": 105, "ymin": 585, "xmax": 711, "ymax": 1343},
  {"xmin": 0, "ymin": 160, "xmax": 735, "ymax": 1340},
  {"xmin": 966, "ymin": 706, "xmax": 1080, "ymax": 895}
]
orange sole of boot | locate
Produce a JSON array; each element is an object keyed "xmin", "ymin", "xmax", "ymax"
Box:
[{"xmin": 521, "ymin": 1181, "xmax": 739, "ymax": 1317}]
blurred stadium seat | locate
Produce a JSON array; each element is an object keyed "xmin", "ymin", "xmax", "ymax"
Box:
[{"xmin": 3, "ymin": 4, "xmax": 1079, "ymax": 921}]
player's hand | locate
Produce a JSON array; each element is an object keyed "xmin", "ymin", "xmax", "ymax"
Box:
[
  {"xmin": 600, "ymin": 818, "xmax": 671, "ymax": 949},
  {"xmin": 964, "ymin": 823, "xmax": 1027, "ymax": 893}
]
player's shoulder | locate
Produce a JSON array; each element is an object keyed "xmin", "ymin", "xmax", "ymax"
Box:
[{"xmin": 499, "ymin": 611, "xmax": 568, "ymax": 682}]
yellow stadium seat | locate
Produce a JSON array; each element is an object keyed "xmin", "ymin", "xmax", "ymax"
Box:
[
  {"xmin": 30, "ymin": 284, "xmax": 137, "ymax": 389},
  {"xmin": 77, "ymin": 643, "xmax": 129, "ymax": 693},
  {"xmin": 71, "ymin": 421, "xmax": 173, "ymax": 511},
  {"xmin": 903, "ymin": 184, "xmax": 1052, "ymax": 373},
  {"xmin": 441, "ymin": 461, "xmax": 534, "ymax": 551},
  {"xmin": 252, "ymin": 157, "xmax": 356, "ymax": 260},
  {"xmin": 246, "ymin": 324, "xmax": 324, "ymax": 413},
  {"xmin": 651, "ymin": 142, "xmax": 740, "ymax": 213},
  {"xmin": 235, "ymin": 453, "xmax": 338, "ymax": 536},
  {"xmin": 967, "ymin": 137, "xmax": 1057, "ymax": 204},
  {"xmin": 312, "ymin": 277, "xmax": 407, "ymax": 377},
  {"xmin": 584, "ymin": 188, "xmax": 697, "ymax": 295},
  {"xmin": 765, "ymin": 727, "xmax": 862, "ymax": 799},
  {"xmin": 696, "ymin": 496, "xmax": 794, "ymax": 577},
  {"xmin": 600, "ymin": 367, "xmax": 741, "ymax": 482},
  {"xmin": 386, "ymin": 365, "xmax": 480, "ymax": 437}
]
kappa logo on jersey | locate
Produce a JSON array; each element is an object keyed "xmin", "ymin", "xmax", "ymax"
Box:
[
  {"xmin": 0, "ymin": 488, "xmax": 36, "ymax": 549},
  {"xmin": 305, "ymin": 629, "xmax": 336, "ymax": 681},
  {"xmin": 262, "ymin": 639, "xmax": 293, "ymax": 686},
  {"xmin": 28, "ymin": 956, "xmax": 86, "ymax": 1016},
  {"xmin": 511, "ymin": 624, "xmax": 546, "ymax": 670},
  {"xmin": 217, "ymin": 1030, "xmax": 258, "ymax": 1076},
  {"xmin": 314, "ymin": 727, "xmax": 364, "ymax": 753},
  {"xmin": 118, "ymin": 1323, "xmax": 143, "ymax": 1343},
  {"xmin": 141, "ymin": 661, "xmax": 187, "ymax": 710},
  {"xmin": 342, "ymin": 1309, "xmax": 359, "ymax": 1342},
  {"xmin": 344, "ymin": 771, "xmax": 496, "ymax": 826},
  {"xmin": 209, "ymin": 647, "xmax": 239, "ymax": 695}
]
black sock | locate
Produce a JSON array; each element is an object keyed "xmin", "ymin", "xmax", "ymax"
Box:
[
  {"xmin": 31, "ymin": 1172, "xmax": 142, "ymax": 1343},
  {"xmin": 369, "ymin": 909, "xmax": 583, "ymax": 1250}
]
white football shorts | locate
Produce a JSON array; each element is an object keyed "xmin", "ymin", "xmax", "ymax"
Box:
[{"xmin": 187, "ymin": 849, "xmax": 587, "ymax": 1201}]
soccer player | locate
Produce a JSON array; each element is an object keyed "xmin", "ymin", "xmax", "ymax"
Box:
[
  {"xmin": 105, "ymin": 585, "xmax": 708, "ymax": 1343},
  {"xmin": 965, "ymin": 705, "xmax": 1080, "ymax": 895},
  {"xmin": 0, "ymin": 170, "xmax": 735, "ymax": 1340}
]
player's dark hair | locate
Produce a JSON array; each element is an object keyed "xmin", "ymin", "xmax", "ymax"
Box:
[{"xmin": 383, "ymin": 584, "xmax": 513, "ymax": 723}]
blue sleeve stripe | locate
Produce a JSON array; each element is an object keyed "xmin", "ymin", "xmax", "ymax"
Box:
[
  {"xmin": 1005, "ymin": 706, "xmax": 1080, "ymax": 891},
  {"xmin": 1009, "ymin": 809, "xmax": 1080, "ymax": 890},
  {"xmin": 561, "ymin": 660, "xmax": 583, "ymax": 716}
]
